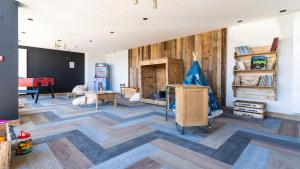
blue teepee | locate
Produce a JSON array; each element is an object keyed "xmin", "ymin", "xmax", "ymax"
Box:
[{"xmin": 170, "ymin": 60, "xmax": 223, "ymax": 118}]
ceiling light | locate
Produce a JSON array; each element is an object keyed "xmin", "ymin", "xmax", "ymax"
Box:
[
  {"xmin": 237, "ymin": 20, "xmax": 243, "ymax": 23},
  {"xmin": 280, "ymin": 9, "xmax": 287, "ymax": 13},
  {"xmin": 55, "ymin": 40, "xmax": 66, "ymax": 49},
  {"xmin": 134, "ymin": 0, "xmax": 158, "ymax": 9},
  {"xmin": 27, "ymin": 18, "xmax": 33, "ymax": 21},
  {"xmin": 142, "ymin": 17, "xmax": 148, "ymax": 20}
]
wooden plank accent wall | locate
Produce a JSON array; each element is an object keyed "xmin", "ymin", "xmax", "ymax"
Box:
[{"xmin": 128, "ymin": 28, "xmax": 227, "ymax": 105}]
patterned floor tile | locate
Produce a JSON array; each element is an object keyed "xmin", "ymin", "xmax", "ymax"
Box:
[
  {"xmin": 90, "ymin": 144, "xmax": 160, "ymax": 169},
  {"xmin": 278, "ymin": 119, "xmax": 299, "ymax": 137},
  {"xmin": 12, "ymin": 95, "xmax": 300, "ymax": 169},
  {"xmin": 151, "ymin": 139, "xmax": 231, "ymax": 169},
  {"xmin": 232, "ymin": 144, "xmax": 271, "ymax": 169},
  {"xmin": 125, "ymin": 157, "xmax": 162, "ymax": 169},
  {"xmin": 48, "ymin": 138, "xmax": 94, "ymax": 169},
  {"xmin": 11, "ymin": 143, "xmax": 63, "ymax": 169},
  {"xmin": 200, "ymin": 127, "xmax": 237, "ymax": 149}
]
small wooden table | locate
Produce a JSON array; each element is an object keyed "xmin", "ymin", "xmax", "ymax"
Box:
[{"xmin": 85, "ymin": 92, "xmax": 117, "ymax": 110}]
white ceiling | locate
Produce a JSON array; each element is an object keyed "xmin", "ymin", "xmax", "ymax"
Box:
[{"xmin": 18, "ymin": 0, "xmax": 300, "ymax": 54}]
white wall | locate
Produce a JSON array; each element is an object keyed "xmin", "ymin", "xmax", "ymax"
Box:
[
  {"xmin": 105, "ymin": 50, "xmax": 129, "ymax": 92},
  {"xmin": 227, "ymin": 13, "xmax": 300, "ymax": 114},
  {"xmin": 18, "ymin": 48, "xmax": 27, "ymax": 91},
  {"xmin": 292, "ymin": 12, "xmax": 300, "ymax": 114},
  {"xmin": 85, "ymin": 50, "xmax": 128, "ymax": 92},
  {"xmin": 84, "ymin": 52, "xmax": 106, "ymax": 90}
]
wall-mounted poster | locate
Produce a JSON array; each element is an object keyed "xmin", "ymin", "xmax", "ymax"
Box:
[{"xmin": 69, "ymin": 62, "xmax": 75, "ymax": 69}]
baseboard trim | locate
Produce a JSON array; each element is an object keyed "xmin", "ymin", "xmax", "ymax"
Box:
[
  {"xmin": 267, "ymin": 111, "xmax": 300, "ymax": 121},
  {"xmin": 8, "ymin": 118, "xmax": 20, "ymax": 126},
  {"xmin": 224, "ymin": 106, "xmax": 300, "ymax": 122}
]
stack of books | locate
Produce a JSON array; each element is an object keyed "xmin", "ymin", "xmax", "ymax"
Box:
[
  {"xmin": 235, "ymin": 46, "xmax": 252, "ymax": 55},
  {"xmin": 258, "ymin": 75, "xmax": 273, "ymax": 86}
]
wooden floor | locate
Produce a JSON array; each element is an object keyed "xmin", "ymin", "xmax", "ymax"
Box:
[{"xmin": 11, "ymin": 95, "xmax": 300, "ymax": 169}]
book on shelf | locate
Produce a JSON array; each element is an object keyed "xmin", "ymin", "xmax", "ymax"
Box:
[
  {"xmin": 258, "ymin": 75, "xmax": 273, "ymax": 87},
  {"xmin": 235, "ymin": 46, "xmax": 252, "ymax": 55},
  {"xmin": 251, "ymin": 56, "xmax": 267, "ymax": 70},
  {"xmin": 271, "ymin": 37, "xmax": 279, "ymax": 52},
  {"xmin": 235, "ymin": 60, "xmax": 246, "ymax": 70}
]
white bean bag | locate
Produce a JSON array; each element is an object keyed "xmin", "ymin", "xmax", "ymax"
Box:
[
  {"xmin": 72, "ymin": 85, "xmax": 88, "ymax": 96},
  {"xmin": 72, "ymin": 95, "xmax": 96, "ymax": 106},
  {"xmin": 129, "ymin": 92, "xmax": 140, "ymax": 102}
]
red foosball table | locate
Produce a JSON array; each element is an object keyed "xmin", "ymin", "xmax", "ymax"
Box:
[{"xmin": 18, "ymin": 77, "xmax": 55, "ymax": 103}]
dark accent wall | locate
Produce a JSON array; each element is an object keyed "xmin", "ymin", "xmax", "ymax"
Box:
[
  {"xmin": 19, "ymin": 46, "xmax": 85, "ymax": 93},
  {"xmin": 0, "ymin": 0, "xmax": 18, "ymax": 120}
]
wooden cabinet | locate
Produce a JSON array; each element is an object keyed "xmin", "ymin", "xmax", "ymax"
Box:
[
  {"xmin": 140, "ymin": 58, "xmax": 184, "ymax": 106},
  {"xmin": 175, "ymin": 85, "xmax": 208, "ymax": 128}
]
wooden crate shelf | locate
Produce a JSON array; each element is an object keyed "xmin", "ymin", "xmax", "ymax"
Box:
[
  {"xmin": 233, "ymin": 45, "xmax": 278, "ymax": 100},
  {"xmin": 233, "ymin": 100, "xmax": 266, "ymax": 119},
  {"xmin": 233, "ymin": 85, "xmax": 275, "ymax": 89},
  {"xmin": 234, "ymin": 51, "xmax": 277, "ymax": 58},
  {"xmin": 0, "ymin": 124, "xmax": 12, "ymax": 169},
  {"xmin": 234, "ymin": 69, "xmax": 276, "ymax": 73}
]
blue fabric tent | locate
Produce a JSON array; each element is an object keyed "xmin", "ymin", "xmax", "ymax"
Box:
[{"xmin": 170, "ymin": 60, "xmax": 223, "ymax": 118}]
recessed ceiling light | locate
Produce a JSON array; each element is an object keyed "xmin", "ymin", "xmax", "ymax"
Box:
[
  {"xmin": 237, "ymin": 20, "xmax": 243, "ymax": 23},
  {"xmin": 280, "ymin": 9, "xmax": 287, "ymax": 13},
  {"xmin": 27, "ymin": 18, "xmax": 33, "ymax": 21},
  {"xmin": 89, "ymin": 40, "xmax": 94, "ymax": 43},
  {"xmin": 21, "ymin": 32, "xmax": 26, "ymax": 34},
  {"xmin": 110, "ymin": 31, "xmax": 115, "ymax": 34},
  {"xmin": 142, "ymin": 17, "xmax": 148, "ymax": 20}
]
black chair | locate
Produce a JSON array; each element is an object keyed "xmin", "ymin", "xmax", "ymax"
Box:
[{"xmin": 120, "ymin": 84, "xmax": 126, "ymax": 97}]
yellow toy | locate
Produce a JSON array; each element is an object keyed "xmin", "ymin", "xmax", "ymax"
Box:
[
  {"xmin": 0, "ymin": 136, "xmax": 5, "ymax": 142},
  {"xmin": 16, "ymin": 139, "xmax": 32, "ymax": 155}
]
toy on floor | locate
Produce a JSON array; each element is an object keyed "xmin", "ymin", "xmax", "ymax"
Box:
[
  {"xmin": 0, "ymin": 136, "xmax": 5, "ymax": 142},
  {"xmin": 16, "ymin": 140, "xmax": 32, "ymax": 155},
  {"xmin": 16, "ymin": 131, "xmax": 32, "ymax": 155},
  {"xmin": 17, "ymin": 131, "xmax": 31, "ymax": 139}
]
